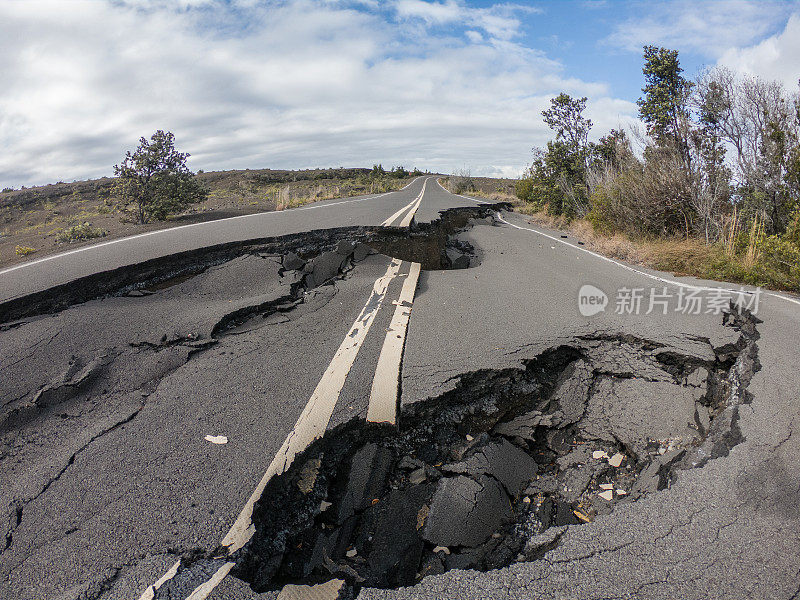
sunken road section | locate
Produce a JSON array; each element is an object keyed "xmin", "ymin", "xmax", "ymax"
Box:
[
  {"xmin": 153, "ymin": 307, "xmax": 759, "ymax": 599},
  {"xmin": 0, "ymin": 204, "xmax": 509, "ymax": 325}
]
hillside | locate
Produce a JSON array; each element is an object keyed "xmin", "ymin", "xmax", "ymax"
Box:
[{"xmin": 0, "ymin": 167, "xmax": 416, "ymax": 267}]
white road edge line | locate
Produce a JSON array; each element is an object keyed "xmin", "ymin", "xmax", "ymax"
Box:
[
  {"xmin": 496, "ymin": 213, "xmax": 758, "ymax": 296},
  {"xmin": 0, "ymin": 179, "xmax": 425, "ymax": 276},
  {"xmin": 366, "ymin": 261, "xmax": 421, "ymax": 425},
  {"xmin": 138, "ymin": 258, "xmax": 404, "ymax": 600},
  {"xmin": 434, "ymin": 177, "xmax": 491, "ymax": 204},
  {"xmin": 498, "ymin": 212, "xmax": 800, "ymax": 309}
]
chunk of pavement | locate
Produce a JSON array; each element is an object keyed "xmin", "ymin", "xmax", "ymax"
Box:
[
  {"xmin": 283, "ymin": 251, "xmax": 306, "ymax": 271},
  {"xmin": 597, "ymin": 489, "xmax": 614, "ymax": 501},
  {"xmin": 522, "ymin": 525, "xmax": 567, "ymax": 559},
  {"xmin": 353, "ymin": 243, "xmax": 373, "ymax": 262},
  {"xmin": 418, "ymin": 554, "xmax": 445, "ymax": 579},
  {"xmin": 629, "ymin": 448, "xmax": 686, "ymax": 500},
  {"xmin": 444, "ymin": 537, "xmax": 500, "ymax": 571},
  {"xmin": 550, "ymin": 359, "xmax": 593, "ymax": 426},
  {"xmin": 338, "ymin": 443, "xmax": 394, "ymax": 523},
  {"xmin": 441, "ymin": 439, "xmax": 538, "ymax": 497},
  {"xmin": 684, "ymin": 366, "xmax": 709, "ymax": 388},
  {"xmin": 578, "ymin": 377, "xmax": 700, "ymax": 457},
  {"xmin": 276, "ymin": 578, "xmax": 345, "ymax": 600},
  {"xmin": 398, "ymin": 456, "xmax": 425, "ymax": 471},
  {"xmin": 423, "ymin": 474, "xmax": 512, "ymax": 548},
  {"xmin": 557, "ymin": 465, "xmax": 598, "ymax": 503},
  {"xmin": 445, "ymin": 248, "xmax": 470, "ymax": 269},
  {"xmin": 358, "ymin": 484, "xmax": 432, "ymax": 587},
  {"xmin": 493, "ymin": 410, "xmax": 558, "ymax": 441},
  {"xmin": 336, "ymin": 240, "xmax": 356, "ymax": 255},
  {"xmin": 694, "ymin": 404, "xmax": 711, "ymax": 435},
  {"xmin": 304, "ymin": 251, "xmax": 347, "ymax": 288},
  {"xmin": 409, "ymin": 468, "xmax": 427, "ymax": 485}
]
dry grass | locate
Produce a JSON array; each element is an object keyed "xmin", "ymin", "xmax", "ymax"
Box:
[
  {"xmin": 520, "ymin": 207, "xmax": 725, "ymax": 275},
  {"xmin": 515, "ymin": 204, "xmax": 800, "ymax": 292}
]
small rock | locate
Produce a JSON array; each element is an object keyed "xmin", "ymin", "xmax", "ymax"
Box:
[
  {"xmin": 608, "ymin": 453, "xmax": 625, "ymax": 467},
  {"xmin": 599, "ymin": 483, "xmax": 613, "ymax": 490},
  {"xmin": 204, "ymin": 435, "xmax": 228, "ymax": 445},
  {"xmin": 319, "ymin": 500, "xmax": 332, "ymax": 512},
  {"xmin": 297, "ymin": 457, "xmax": 322, "ymax": 494},
  {"xmin": 409, "ymin": 468, "xmax": 427, "ymax": 485},
  {"xmin": 433, "ymin": 546, "xmax": 451, "ymax": 555},
  {"xmin": 282, "ymin": 251, "xmax": 305, "ymax": 271},
  {"xmin": 345, "ymin": 548, "xmax": 357, "ymax": 558},
  {"xmin": 466, "ymin": 434, "xmax": 474, "ymax": 442},
  {"xmin": 616, "ymin": 489, "xmax": 627, "ymax": 496},
  {"xmin": 598, "ymin": 489, "xmax": 614, "ymax": 501}
]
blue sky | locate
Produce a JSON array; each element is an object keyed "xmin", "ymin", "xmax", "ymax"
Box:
[{"xmin": 1, "ymin": 0, "xmax": 799, "ymax": 188}]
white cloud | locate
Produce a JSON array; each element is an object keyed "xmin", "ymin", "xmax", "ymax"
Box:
[
  {"xmin": 718, "ymin": 13, "xmax": 800, "ymax": 91},
  {"xmin": 605, "ymin": 0, "xmax": 795, "ymax": 58},
  {"xmin": 0, "ymin": 0, "xmax": 632, "ymax": 188},
  {"xmin": 393, "ymin": 0, "xmax": 539, "ymax": 41}
]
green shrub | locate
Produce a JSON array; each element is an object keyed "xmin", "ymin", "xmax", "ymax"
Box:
[{"xmin": 55, "ymin": 222, "xmax": 107, "ymax": 244}]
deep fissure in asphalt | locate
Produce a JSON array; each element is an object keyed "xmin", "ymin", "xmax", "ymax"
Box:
[
  {"xmin": 0, "ymin": 206, "xmax": 495, "ymax": 572},
  {"xmin": 218, "ymin": 307, "xmax": 760, "ymax": 596},
  {"xmin": 0, "ymin": 205, "xmax": 503, "ymax": 325}
]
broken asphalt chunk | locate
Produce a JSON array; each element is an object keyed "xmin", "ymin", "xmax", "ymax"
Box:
[
  {"xmin": 283, "ymin": 251, "xmax": 306, "ymax": 271},
  {"xmin": 337, "ymin": 443, "xmax": 394, "ymax": 523},
  {"xmin": 442, "ymin": 439, "xmax": 538, "ymax": 498},
  {"xmin": 423, "ymin": 474, "xmax": 512, "ymax": 548}
]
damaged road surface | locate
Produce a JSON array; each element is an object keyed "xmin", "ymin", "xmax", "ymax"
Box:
[
  {"xmin": 0, "ymin": 198, "xmax": 496, "ymax": 600},
  {"xmin": 153, "ymin": 308, "xmax": 758, "ymax": 598},
  {"xmin": 2, "ymin": 178, "xmax": 800, "ymax": 600}
]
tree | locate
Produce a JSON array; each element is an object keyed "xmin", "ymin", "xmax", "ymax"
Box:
[
  {"xmin": 637, "ymin": 46, "xmax": 693, "ymax": 162},
  {"xmin": 113, "ymin": 130, "xmax": 207, "ymax": 224},
  {"xmin": 542, "ymin": 93, "xmax": 592, "ymax": 170},
  {"xmin": 591, "ymin": 129, "xmax": 632, "ymax": 171},
  {"xmin": 515, "ymin": 93, "xmax": 594, "ymax": 217}
]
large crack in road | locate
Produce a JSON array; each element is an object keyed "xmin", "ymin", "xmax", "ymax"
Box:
[
  {"xmin": 0, "ymin": 205, "xmax": 501, "ymax": 575},
  {"xmin": 151, "ymin": 306, "xmax": 759, "ymax": 599}
]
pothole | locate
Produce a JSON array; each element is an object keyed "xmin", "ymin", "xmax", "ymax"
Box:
[{"xmin": 206, "ymin": 307, "xmax": 759, "ymax": 596}]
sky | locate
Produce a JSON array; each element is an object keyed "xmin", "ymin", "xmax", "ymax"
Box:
[{"xmin": 1, "ymin": 0, "xmax": 799, "ymax": 189}]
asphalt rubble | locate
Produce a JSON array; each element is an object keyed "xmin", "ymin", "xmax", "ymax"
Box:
[{"xmin": 154, "ymin": 305, "xmax": 760, "ymax": 599}]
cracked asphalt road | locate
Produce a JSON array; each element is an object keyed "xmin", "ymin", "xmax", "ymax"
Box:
[{"xmin": 1, "ymin": 177, "xmax": 799, "ymax": 600}]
